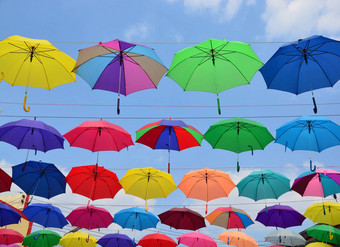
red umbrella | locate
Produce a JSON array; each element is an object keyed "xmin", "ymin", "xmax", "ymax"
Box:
[
  {"xmin": 65, "ymin": 164, "xmax": 122, "ymax": 200},
  {"xmin": 138, "ymin": 233, "xmax": 177, "ymax": 247},
  {"xmin": 0, "ymin": 229, "xmax": 24, "ymax": 245},
  {"xmin": 177, "ymin": 232, "xmax": 217, "ymax": 247},
  {"xmin": 66, "ymin": 205, "xmax": 113, "ymax": 230},
  {"xmin": 158, "ymin": 207, "xmax": 206, "ymax": 230},
  {"xmin": 0, "ymin": 168, "xmax": 11, "ymax": 193}
]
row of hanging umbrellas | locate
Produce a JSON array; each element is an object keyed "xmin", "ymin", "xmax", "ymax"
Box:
[{"xmin": 0, "ymin": 35, "xmax": 340, "ymax": 114}]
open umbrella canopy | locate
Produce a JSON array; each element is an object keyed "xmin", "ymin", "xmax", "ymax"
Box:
[
  {"xmin": 12, "ymin": 160, "xmax": 66, "ymax": 200},
  {"xmin": 138, "ymin": 233, "xmax": 177, "ymax": 247},
  {"xmin": 158, "ymin": 207, "xmax": 206, "ymax": 230},
  {"xmin": 59, "ymin": 232, "xmax": 96, "ymax": 247},
  {"xmin": 306, "ymin": 224, "xmax": 340, "ymax": 245},
  {"xmin": 22, "ymin": 230, "xmax": 61, "ymax": 247},
  {"xmin": 0, "ymin": 203, "xmax": 22, "ymax": 227},
  {"xmin": 166, "ymin": 38, "xmax": 263, "ymax": 114},
  {"xmin": 113, "ymin": 207, "xmax": 159, "ymax": 230},
  {"xmin": 306, "ymin": 242, "xmax": 333, "ymax": 247},
  {"xmin": 205, "ymin": 207, "xmax": 254, "ymax": 229},
  {"xmin": 255, "ymin": 204, "xmax": 305, "ymax": 228},
  {"xmin": 236, "ymin": 169, "xmax": 291, "ymax": 201},
  {"xmin": 0, "ymin": 168, "xmax": 12, "ymax": 193},
  {"xmin": 97, "ymin": 233, "xmax": 136, "ymax": 247},
  {"xmin": 65, "ymin": 164, "xmax": 122, "ymax": 200},
  {"xmin": 177, "ymin": 232, "xmax": 217, "ymax": 247},
  {"xmin": 265, "ymin": 229, "xmax": 306, "ymax": 247},
  {"xmin": 0, "ymin": 229, "xmax": 24, "ymax": 245},
  {"xmin": 291, "ymin": 168, "xmax": 340, "ymax": 197},
  {"xmin": 304, "ymin": 201, "xmax": 340, "ymax": 226},
  {"xmin": 218, "ymin": 231, "xmax": 258, "ymax": 247}
]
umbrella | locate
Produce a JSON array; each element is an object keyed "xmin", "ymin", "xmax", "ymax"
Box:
[
  {"xmin": 0, "ymin": 203, "xmax": 22, "ymax": 226},
  {"xmin": 177, "ymin": 232, "xmax": 217, "ymax": 247},
  {"xmin": 97, "ymin": 233, "xmax": 136, "ymax": 247},
  {"xmin": 136, "ymin": 118, "xmax": 204, "ymax": 173},
  {"xmin": 218, "ymin": 231, "xmax": 258, "ymax": 247},
  {"xmin": 306, "ymin": 224, "xmax": 340, "ymax": 245},
  {"xmin": 22, "ymin": 230, "xmax": 61, "ymax": 247},
  {"xmin": 260, "ymin": 35, "xmax": 340, "ymax": 113},
  {"xmin": 22, "ymin": 203, "xmax": 68, "ymax": 228},
  {"xmin": 306, "ymin": 242, "xmax": 333, "ymax": 247},
  {"xmin": 0, "ymin": 245, "xmax": 20, "ymax": 247},
  {"xmin": 0, "ymin": 35, "xmax": 75, "ymax": 112},
  {"xmin": 138, "ymin": 233, "xmax": 177, "ymax": 247},
  {"xmin": 255, "ymin": 204, "xmax": 305, "ymax": 228},
  {"xmin": 236, "ymin": 169, "xmax": 291, "ymax": 201},
  {"xmin": 0, "ymin": 229, "xmax": 24, "ymax": 245},
  {"xmin": 59, "ymin": 232, "xmax": 96, "ymax": 247},
  {"xmin": 177, "ymin": 168, "xmax": 235, "ymax": 213},
  {"xmin": 275, "ymin": 116, "xmax": 340, "ymax": 171},
  {"xmin": 66, "ymin": 205, "xmax": 113, "ymax": 230},
  {"xmin": 0, "ymin": 168, "xmax": 11, "ymax": 193},
  {"xmin": 204, "ymin": 118, "xmax": 274, "ymax": 171},
  {"xmin": 205, "ymin": 206, "xmax": 254, "ymax": 229},
  {"xmin": 12, "ymin": 160, "xmax": 66, "ymax": 201},
  {"xmin": 113, "ymin": 207, "xmax": 159, "ymax": 230},
  {"xmin": 73, "ymin": 39, "xmax": 167, "ymax": 114},
  {"xmin": 119, "ymin": 167, "xmax": 177, "ymax": 211},
  {"xmin": 65, "ymin": 164, "xmax": 122, "ymax": 200},
  {"xmin": 304, "ymin": 201, "xmax": 340, "ymax": 226},
  {"xmin": 166, "ymin": 38, "xmax": 263, "ymax": 114},
  {"xmin": 265, "ymin": 229, "xmax": 306, "ymax": 246},
  {"xmin": 158, "ymin": 207, "xmax": 206, "ymax": 230},
  {"xmin": 291, "ymin": 168, "xmax": 340, "ymax": 197}
]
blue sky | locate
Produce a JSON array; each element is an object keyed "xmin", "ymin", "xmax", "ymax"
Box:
[{"xmin": 1, "ymin": 0, "xmax": 340, "ymax": 246}]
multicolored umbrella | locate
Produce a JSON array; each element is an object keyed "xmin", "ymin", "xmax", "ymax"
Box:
[
  {"xmin": 204, "ymin": 118, "xmax": 274, "ymax": 171},
  {"xmin": 291, "ymin": 168, "xmax": 340, "ymax": 197},
  {"xmin": 260, "ymin": 35, "xmax": 340, "ymax": 113},
  {"xmin": 138, "ymin": 233, "xmax": 177, "ymax": 247},
  {"xmin": 158, "ymin": 207, "xmax": 206, "ymax": 230},
  {"xmin": 66, "ymin": 205, "xmax": 113, "ymax": 230},
  {"xmin": 0, "ymin": 168, "xmax": 12, "ymax": 193},
  {"xmin": 65, "ymin": 164, "xmax": 122, "ymax": 201},
  {"xmin": 97, "ymin": 233, "xmax": 136, "ymax": 247},
  {"xmin": 218, "ymin": 231, "xmax": 258, "ymax": 247},
  {"xmin": 265, "ymin": 229, "xmax": 306, "ymax": 246},
  {"xmin": 275, "ymin": 116, "xmax": 340, "ymax": 171},
  {"xmin": 167, "ymin": 38, "xmax": 263, "ymax": 114},
  {"xmin": 0, "ymin": 35, "xmax": 76, "ymax": 112},
  {"xmin": 177, "ymin": 168, "xmax": 235, "ymax": 213},
  {"xmin": 177, "ymin": 232, "xmax": 217, "ymax": 247},
  {"xmin": 0, "ymin": 203, "xmax": 22, "ymax": 226},
  {"xmin": 119, "ymin": 167, "xmax": 177, "ymax": 211},
  {"xmin": 22, "ymin": 230, "xmax": 61, "ymax": 247},
  {"xmin": 0, "ymin": 229, "xmax": 24, "ymax": 245},
  {"xmin": 255, "ymin": 204, "xmax": 305, "ymax": 228},
  {"xmin": 136, "ymin": 119, "xmax": 204, "ymax": 173},
  {"xmin": 306, "ymin": 224, "xmax": 340, "ymax": 245},
  {"xmin": 205, "ymin": 207, "xmax": 254, "ymax": 229},
  {"xmin": 59, "ymin": 232, "xmax": 96, "ymax": 247},
  {"xmin": 73, "ymin": 39, "xmax": 167, "ymax": 114},
  {"xmin": 304, "ymin": 201, "xmax": 340, "ymax": 226}
]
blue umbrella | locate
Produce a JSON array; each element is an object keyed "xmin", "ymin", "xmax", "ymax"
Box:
[
  {"xmin": 0, "ymin": 203, "xmax": 21, "ymax": 227},
  {"xmin": 12, "ymin": 160, "xmax": 66, "ymax": 201},
  {"xmin": 97, "ymin": 233, "xmax": 136, "ymax": 247},
  {"xmin": 275, "ymin": 116, "xmax": 340, "ymax": 171},
  {"xmin": 22, "ymin": 203, "xmax": 68, "ymax": 228},
  {"xmin": 260, "ymin": 35, "xmax": 340, "ymax": 113},
  {"xmin": 113, "ymin": 207, "xmax": 159, "ymax": 230}
]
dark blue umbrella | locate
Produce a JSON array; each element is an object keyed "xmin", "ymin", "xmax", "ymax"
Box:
[
  {"xmin": 113, "ymin": 207, "xmax": 159, "ymax": 230},
  {"xmin": 12, "ymin": 160, "xmax": 66, "ymax": 200},
  {"xmin": 97, "ymin": 233, "xmax": 136, "ymax": 247},
  {"xmin": 275, "ymin": 116, "xmax": 340, "ymax": 171},
  {"xmin": 0, "ymin": 203, "xmax": 21, "ymax": 227},
  {"xmin": 22, "ymin": 203, "xmax": 68, "ymax": 228},
  {"xmin": 260, "ymin": 35, "xmax": 340, "ymax": 113}
]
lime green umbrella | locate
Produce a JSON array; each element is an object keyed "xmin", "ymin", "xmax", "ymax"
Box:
[
  {"xmin": 22, "ymin": 230, "xmax": 61, "ymax": 247},
  {"xmin": 166, "ymin": 38, "xmax": 263, "ymax": 114},
  {"xmin": 204, "ymin": 118, "xmax": 274, "ymax": 171},
  {"xmin": 306, "ymin": 224, "xmax": 340, "ymax": 245}
]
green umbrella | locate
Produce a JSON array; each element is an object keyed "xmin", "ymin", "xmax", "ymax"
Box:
[
  {"xmin": 23, "ymin": 230, "xmax": 61, "ymax": 247},
  {"xmin": 204, "ymin": 118, "xmax": 275, "ymax": 171},
  {"xmin": 166, "ymin": 38, "xmax": 263, "ymax": 114},
  {"xmin": 306, "ymin": 224, "xmax": 340, "ymax": 245}
]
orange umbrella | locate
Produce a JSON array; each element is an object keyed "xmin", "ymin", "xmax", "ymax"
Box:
[
  {"xmin": 218, "ymin": 231, "xmax": 258, "ymax": 247},
  {"xmin": 177, "ymin": 168, "xmax": 235, "ymax": 214}
]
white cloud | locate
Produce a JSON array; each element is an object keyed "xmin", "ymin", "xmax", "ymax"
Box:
[
  {"xmin": 220, "ymin": 0, "xmax": 244, "ymax": 21},
  {"xmin": 262, "ymin": 0, "xmax": 340, "ymax": 39},
  {"xmin": 124, "ymin": 23, "xmax": 150, "ymax": 41}
]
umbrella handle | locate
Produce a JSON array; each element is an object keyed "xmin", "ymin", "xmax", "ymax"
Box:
[
  {"xmin": 310, "ymin": 160, "xmax": 316, "ymax": 172},
  {"xmin": 312, "ymin": 95, "xmax": 317, "ymax": 114},
  {"xmin": 117, "ymin": 96, "xmax": 120, "ymax": 115},
  {"xmin": 23, "ymin": 95, "xmax": 30, "ymax": 112},
  {"xmin": 217, "ymin": 97, "xmax": 221, "ymax": 115},
  {"xmin": 205, "ymin": 203, "xmax": 208, "ymax": 214},
  {"xmin": 237, "ymin": 161, "xmax": 240, "ymax": 172},
  {"xmin": 0, "ymin": 72, "xmax": 4, "ymax": 82},
  {"xmin": 330, "ymin": 231, "xmax": 333, "ymax": 240},
  {"xmin": 168, "ymin": 162, "xmax": 170, "ymax": 174},
  {"xmin": 145, "ymin": 201, "xmax": 148, "ymax": 212},
  {"xmin": 33, "ymin": 232, "xmax": 39, "ymax": 240}
]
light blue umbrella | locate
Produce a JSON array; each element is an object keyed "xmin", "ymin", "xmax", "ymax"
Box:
[
  {"xmin": 275, "ymin": 116, "xmax": 340, "ymax": 171},
  {"xmin": 113, "ymin": 207, "xmax": 159, "ymax": 230}
]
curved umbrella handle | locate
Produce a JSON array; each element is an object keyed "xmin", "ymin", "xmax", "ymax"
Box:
[
  {"xmin": 330, "ymin": 231, "xmax": 333, "ymax": 240},
  {"xmin": 33, "ymin": 232, "xmax": 39, "ymax": 240},
  {"xmin": 0, "ymin": 72, "xmax": 4, "ymax": 82},
  {"xmin": 310, "ymin": 160, "xmax": 316, "ymax": 172},
  {"xmin": 217, "ymin": 97, "xmax": 221, "ymax": 115},
  {"xmin": 145, "ymin": 201, "xmax": 148, "ymax": 212},
  {"xmin": 86, "ymin": 234, "xmax": 90, "ymax": 242},
  {"xmin": 23, "ymin": 95, "xmax": 31, "ymax": 112}
]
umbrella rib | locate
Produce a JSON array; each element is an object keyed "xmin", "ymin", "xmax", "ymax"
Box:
[
  {"xmin": 17, "ymin": 127, "xmax": 33, "ymax": 150},
  {"xmin": 291, "ymin": 123, "xmax": 309, "ymax": 151},
  {"xmin": 306, "ymin": 54, "xmax": 334, "ymax": 87},
  {"xmin": 206, "ymin": 124, "xmax": 237, "ymax": 148}
]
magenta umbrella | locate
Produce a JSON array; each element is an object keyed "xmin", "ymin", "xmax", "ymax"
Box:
[
  {"xmin": 177, "ymin": 232, "xmax": 217, "ymax": 247},
  {"xmin": 66, "ymin": 205, "xmax": 113, "ymax": 230}
]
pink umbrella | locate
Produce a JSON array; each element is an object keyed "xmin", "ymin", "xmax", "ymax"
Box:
[
  {"xmin": 0, "ymin": 245, "xmax": 21, "ymax": 247},
  {"xmin": 177, "ymin": 232, "xmax": 217, "ymax": 247},
  {"xmin": 0, "ymin": 229, "xmax": 24, "ymax": 245},
  {"xmin": 66, "ymin": 205, "xmax": 113, "ymax": 230}
]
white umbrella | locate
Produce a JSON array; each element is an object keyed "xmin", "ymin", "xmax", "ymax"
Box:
[{"xmin": 265, "ymin": 229, "xmax": 306, "ymax": 246}]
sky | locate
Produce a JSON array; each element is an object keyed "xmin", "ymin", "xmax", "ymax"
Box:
[{"xmin": 1, "ymin": 0, "xmax": 340, "ymax": 246}]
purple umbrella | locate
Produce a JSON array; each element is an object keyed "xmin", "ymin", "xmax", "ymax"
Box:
[
  {"xmin": 256, "ymin": 204, "xmax": 305, "ymax": 228},
  {"xmin": 97, "ymin": 233, "xmax": 136, "ymax": 247}
]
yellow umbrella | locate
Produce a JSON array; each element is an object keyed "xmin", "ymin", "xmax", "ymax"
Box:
[
  {"xmin": 218, "ymin": 231, "xmax": 258, "ymax": 247},
  {"xmin": 306, "ymin": 242, "xmax": 333, "ymax": 247},
  {"xmin": 304, "ymin": 201, "xmax": 340, "ymax": 226},
  {"xmin": 59, "ymin": 232, "xmax": 96, "ymax": 247},
  {"xmin": 119, "ymin": 167, "xmax": 177, "ymax": 211},
  {"xmin": 0, "ymin": 35, "xmax": 76, "ymax": 112}
]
